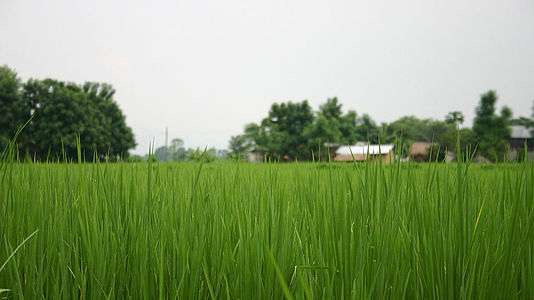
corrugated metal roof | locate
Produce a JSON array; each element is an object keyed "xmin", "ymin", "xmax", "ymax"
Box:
[
  {"xmin": 511, "ymin": 126, "xmax": 532, "ymax": 139},
  {"xmin": 336, "ymin": 144, "xmax": 394, "ymax": 155}
]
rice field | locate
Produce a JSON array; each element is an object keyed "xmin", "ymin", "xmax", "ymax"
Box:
[{"xmin": 1, "ymin": 160, "xmax": 534, "ymax": 299}]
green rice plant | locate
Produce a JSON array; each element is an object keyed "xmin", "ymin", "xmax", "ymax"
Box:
[{"xmin": 0, "ymin": 157, "xmax": 533, "ymax": 299}]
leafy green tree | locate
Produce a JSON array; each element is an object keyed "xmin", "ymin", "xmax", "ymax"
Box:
[
  {"xmin": 303, "ymin": 115, "xmax": 342, "ymax": 160},
  {"xmin": 82, "ymin": 82, "xmax": 135, "ymax": 159},
  {"xmin": 511, "ymin": 102, "xmax": 534, "ymax": 128},
  {"xmin": 0, "ymin": 66, "xmax": 29, "ymax": 149},
  {"xmin": 382, "ymin": 116, "xmax": 455, "ymax": 156},
  {"xmin": 440, "ymin": 127, "xmax": 476, "ymax": 158},
  {"xmin": 228, "ymin": 134, "xmax": 253, "ymax": 160},
  {"xmin": 339, "ymin": 110, "xmax": 360, "ymax": 143},
  {"xmin": 313, "ymin": 97, "xmax": 361, "ymax": 144},
  {"xmin": 445, "ymin": 111, "xmax": 465, "ymax": 129},
  {"xmin": 383, "ymin": 116, "xmax": 429, "ymax": 142},
  {"xmin": 511, "ymin": 117, "xmax": 534, "ymax": 127},
  {"xmin": 255, "ymin": 101, "xmax": 314, "ymax": 160},
  {"xmin": 18, "ymin": 78, "xmax": 135, "ymax": 161},
  {"xmin": 303, "ymin": 98, "xmax": 343, "ymax": 155},
  {"xmin": 355, "ymin": 114, "xmax": 380, "ymax": 143},
  {"xmin": 234, "ymin": 97, "xmax": 470, "ymax": 161},
  {"xmin": 382, "ymin": 116, "xmax": 428, "ymax": 155},
  {"xmin": 302, "ymin": 97, "xmax": 364, "ymax": 160},
  {"xmin": 22, "ymin": 79, "xmax": 94, "ymax": 159},
  {"xmin": 472, "ymin": 90, "xmax": 512, "ymax": 161}
]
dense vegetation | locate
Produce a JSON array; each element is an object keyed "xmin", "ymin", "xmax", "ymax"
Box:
[
  {"xmin": 1, "ymin": 158, "xmax": 533, "ymax": 298},
  {"xmin": 0, "ymin": 65, "xmax": 135, "ymax": 160},
  {"xmin": 2, "ymin": 65, "xmax": 533, "ymax": 163},
  {"xmin": 229, "ymin": 95, "xmax": 534, "ymax": 162}
]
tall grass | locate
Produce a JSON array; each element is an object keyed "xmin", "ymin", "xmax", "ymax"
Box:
[{"xmin": 1, "ymin": 159, "xmax": 533, "ymax": 299}]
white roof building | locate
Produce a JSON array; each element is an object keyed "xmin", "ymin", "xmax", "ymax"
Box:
[
  {"xmin": 335, "ymin": 144, "xmax": 395, "ymax": 162},
  {"xmin": 511, "ymin": 125, "xmax": 532, "ymax": 139},
  {"xmin": 336, "ymin": 144, "xmax": 395, "ymax": 156}
]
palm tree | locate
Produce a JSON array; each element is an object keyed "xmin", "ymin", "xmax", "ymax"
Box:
[{"xmin": 445, "ymin": 111, "xmax": 465, "ymax": 129}]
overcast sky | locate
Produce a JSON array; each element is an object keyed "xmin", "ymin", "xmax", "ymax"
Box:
[{"xmin": 1, "ymin": 0, "xmax": 533, "ymax": 154}]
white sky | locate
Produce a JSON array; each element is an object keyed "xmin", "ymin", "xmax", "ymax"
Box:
[{"xmin": 1, "ymin": 0, "xmax": 533, "ymax": 154}]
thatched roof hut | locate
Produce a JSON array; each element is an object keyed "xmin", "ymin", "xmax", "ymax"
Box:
[{"xmin": 409, "ymin": 142, "xmax": 432, "ymax": 162}]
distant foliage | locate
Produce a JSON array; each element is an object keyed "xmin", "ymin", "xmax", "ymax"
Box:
[
  {"xmin": 152, "ymin": 138, "xmax": 223, "ymax": 163},
  {"xmin": 228, "ymin": 135, "xmax": 253, "ymax": 160},
  {"xmin": 0, "ymin": 65, "xmax": 135, "ymax": 161},
  {"xmin": 239, "ymin": 98, "xmax": 384, "ymax": 161},
  {"xmin": 0, "ymin": 66, "xmax": 27, "ymax": 150},
  {"xmin": 235, "ymin": 91, "xmax": 529, "ymax": 162},
  {"xmin": 473, "ymin": 91, "xmax": 512, "ymax": 162},
  {"xmin": 380, "ymin": 116, "xmax": 456, "ymax": 157}
]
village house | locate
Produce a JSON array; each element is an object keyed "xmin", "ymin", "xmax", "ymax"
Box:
[
  {"xmin": 247, "ymin": 149, "xmax": 264, "ymax": 162},
  {"xmin": 409, "ymin": 142, "xmax": 433, "ymax": 162},
  {"xmin": 409, "ymin": 142, "xmax": 455, "ymax": 162},
  {"xmin": 510, "ymin": 125, "xmax": 534, "ymax": 160},
  {"xmin": 334, "ymin": 143, "xmax": 395, "ymax": 163}
]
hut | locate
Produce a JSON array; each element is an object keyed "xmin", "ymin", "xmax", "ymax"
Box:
[
  {"xmin": 334, "ymin": 144, "xmax": 394, "ymax": 163},
  {"xmin": 409, "ymin": 142, "xmax": 432, "ymax": 162},
  {"xmin": 409, "ymin": 142, "xmax": 453, "ymax": 162},
  {"xmin": 247, "ymin": 149, "xmax": 263, "ymax": 163},
  {"xmin": 509, "ymin": 125, "xmax": 534, "ymax": 160}
]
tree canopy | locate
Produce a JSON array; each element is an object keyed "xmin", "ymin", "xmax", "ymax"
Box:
[
  {"xmin": 0, "ymin": 65, "xmax": 135, "ymax": 161},
  {"xmin": 473, "ymin": 91, "xmax": 512, "ymax": 161},
  {"xmin": 231, "ymin": 98, "xmax": 389, "ymax": 161},
  {"xmin": 232, "ymin": 91, "xmax": 530, "ymax": 162}
]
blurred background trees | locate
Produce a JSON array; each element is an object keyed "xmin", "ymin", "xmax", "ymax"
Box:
[
  {"xmin": 231, "ymin": 91, "xmax": 531, "ymax": 162},
  {"xmin": 2, "ymin": 64, "xmax": 532, "ymax": 163},
  {"xmin": 472, "ymin": 91, "xmax": 513, "ymax": 161},
  {"xmin": 0, "ymin": 65, "xmax": 135, "ymax": 160}
]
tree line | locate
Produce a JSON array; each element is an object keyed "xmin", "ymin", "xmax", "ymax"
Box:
[
  {"xmin": 229, "ymin": 92, "xmax": 534, "ymax": 162},
  {"xmin": 3, "ymin": 64, "xmax": 533, "ymax": 163},
  {"xmin": 145, "ymin": 138, "xmax": 226, "ymax": 163},
  {"xmin": 0, "ymin": 65, "xmax": 135, "ymax": 161}
]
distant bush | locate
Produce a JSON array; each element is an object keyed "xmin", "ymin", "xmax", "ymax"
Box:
[{"xmin": 188, "ymin": 148, "xmax": 217, "ymax": 163}]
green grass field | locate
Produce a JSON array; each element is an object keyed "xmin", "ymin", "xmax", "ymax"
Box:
[{"xmin": 1, "ymin": 161, "xmax": 534, "ymax": 299}]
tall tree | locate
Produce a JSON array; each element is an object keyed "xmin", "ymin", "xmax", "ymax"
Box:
[
  {"xmin": 472, "ymin": 90, "xmax": 512, "ymax": 161},
  {"xmin": 303, "ymin": 97, "xmax": 366, "ymax": 159},
  {"xmin": 22, "ymin": 79, "xmax": 93, "ymax": 159},
  {"xmin": 382, "ymin": 116, "xmax": 455, "ymax": 156},
  {"xmin": 20, "ymin": 79, "xmax": 135, "ymax": 160},
  {"xmin": 315, "ymin": 97, "xmax": 360, "ymax": 144},
  {"xmin": 0, "ymin": 66, "xmax": 29, "ymax": 149},
  {"xmin": 355, "ymin": 114, "xmax": 380, "ymax": 143},
  {"xmin": 445, "ymin": 111, "xmax": 465, "ymax": 129},
  {"xmin": 257, "ymin": 101, "xmax": 314, "ymax": 160},
  {"xmin": 304, "ymin": 98, "xmax": 344, "ymax": 156},
  {"xmin": 228, "ymin": 135, "xmax": 253, "ymax": 160}
]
